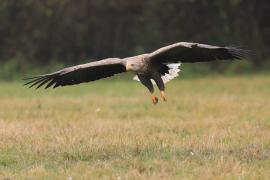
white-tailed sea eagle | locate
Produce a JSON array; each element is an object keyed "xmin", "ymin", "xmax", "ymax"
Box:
[{"xmin": 25, "ymin": 42, "xmax": 246, "ymax": 104}]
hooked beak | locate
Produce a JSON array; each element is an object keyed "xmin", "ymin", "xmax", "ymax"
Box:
[{"xmin": 126, "ymin": 64, "xmax": 132, "ymax": 71}]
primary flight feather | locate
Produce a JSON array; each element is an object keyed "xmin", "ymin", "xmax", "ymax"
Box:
[{"xmin": 25, "ymin": 42, "xmax": 246, "ymax": 104}]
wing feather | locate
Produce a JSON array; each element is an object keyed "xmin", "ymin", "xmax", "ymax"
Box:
[
  {"xmin": 24, "ymin": 58, "xmax": 126, "ymax": 89},
  {"xmin": 150, "ymin": 42, "xmax": 247, "ymax": 63}
]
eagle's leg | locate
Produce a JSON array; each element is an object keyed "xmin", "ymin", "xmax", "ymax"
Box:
[
  {"xmin": 160, "ymin": 91, "xmax": 167, "ymax": 102},
  {"xmin": 151, "ymin": 95, "xmax": 158, "ymax": 104},
  {"xmin": 137, "ymin": 74, "xmax": 158, "ymax": 104},
  {"xmin": 152, "ymin": 73, "xmax": 167, "ymax": 102}
]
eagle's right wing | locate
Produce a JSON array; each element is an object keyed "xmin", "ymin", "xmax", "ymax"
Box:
[{"xmin": 24, "ymin": 58, "xmax": 126, "ymax": 89}]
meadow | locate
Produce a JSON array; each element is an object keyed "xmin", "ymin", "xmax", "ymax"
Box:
[{"xmin": 0, "ymin": 75, "xmax": 269, "ymax": 179}]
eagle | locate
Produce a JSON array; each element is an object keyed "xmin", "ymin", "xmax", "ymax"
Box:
[{"xmin": 25, "ymin": 42, "xmax": 246, "ymax": 104}]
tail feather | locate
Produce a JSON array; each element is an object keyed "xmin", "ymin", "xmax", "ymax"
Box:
[{"xmin": 133, "ymin": 63, "xmax": 181, "ymax": 84}]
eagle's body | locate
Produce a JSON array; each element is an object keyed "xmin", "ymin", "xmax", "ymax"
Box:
[{"xmin": 25, "ymin": 42, "xmax": 246, "ymax": 104}]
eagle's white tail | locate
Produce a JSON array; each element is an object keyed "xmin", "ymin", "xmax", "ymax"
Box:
[{"xmin": 133, "ymin": 63, "xmax": 181, "ymax": 85}]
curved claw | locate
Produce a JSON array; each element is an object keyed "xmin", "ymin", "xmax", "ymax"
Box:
[
  {"xmin": 161, "ymin": 91, "xmax": 167, "ymax": 102},
  {"xmin": 151, "ymin": 96, "xmax": 158, "ymax": 105}
]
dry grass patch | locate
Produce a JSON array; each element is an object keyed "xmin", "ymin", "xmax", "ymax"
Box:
[{"xmin": 0, "ymin": 75, "xmax": 269, "ymax": 179}]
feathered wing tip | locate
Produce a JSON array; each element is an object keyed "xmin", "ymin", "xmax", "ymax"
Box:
[
  {"xmin": 23, "ymin": 72, "xmax": 60, "ymax": 89},
  {"xmin": 226, "ymin": 47, "xmax": 251, "ymax": 60},
  {"xmin": 133, "ymin": 63, "xmax": 181, "ymax": 85}
]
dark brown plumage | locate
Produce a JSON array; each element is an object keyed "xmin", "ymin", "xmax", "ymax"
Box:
[
  {"xmin": 150, "ymin": 43, "xmax": 245, "ymax": 63},
  {"xmin": 24, "ymin": 42, "xmax": 247, "ymax": 104},
  {"xmin": 24, "ymin": 58, "xmax": 126, "ymax": 89}
]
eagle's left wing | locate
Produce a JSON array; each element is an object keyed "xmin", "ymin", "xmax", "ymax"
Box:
[
  {"xmin": 149, "ymin": 42, "xmax": 247, "ymax": 63},
  {"xmin": 24, "ymin": 58, "xmax": 126, "ymax": 89}
]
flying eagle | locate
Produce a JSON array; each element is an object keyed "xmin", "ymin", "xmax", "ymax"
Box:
[{"xmin": 25, "ymin": 42, "xmax": 246, "ymax": 104}]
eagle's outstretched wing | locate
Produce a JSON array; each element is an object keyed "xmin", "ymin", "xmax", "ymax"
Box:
[
  {"xmin": 150, "ymin": 42, "xmax": 247, "ymax": 63},
  {"xmin": 24, "ymin": 58, "xmax": 126, "ymax": 89}
]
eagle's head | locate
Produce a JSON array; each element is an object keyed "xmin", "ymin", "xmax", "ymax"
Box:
[
  {"xmin": 126, "ymin": 62, "xmax": 141, "ymax": 72},
  {"xmin": 125, "ymin": 55, "xmax": 147, "ymax": 72}
]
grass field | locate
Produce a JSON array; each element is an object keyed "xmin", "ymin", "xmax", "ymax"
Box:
[{"xmin": 0, "ymin": 75, "xmax": 269, "ymax": 179}]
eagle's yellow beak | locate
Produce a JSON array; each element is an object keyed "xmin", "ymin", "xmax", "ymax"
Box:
[{"xmin": 126, "ymin": 64, "xmax": 132, "ymax": 71}]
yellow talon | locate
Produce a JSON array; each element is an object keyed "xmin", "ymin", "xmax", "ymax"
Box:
[
  {"xmin": 151, "ymin": 95, "xmax": 158, "ymax": 104},
  {"xmin": 161, "ymin": 91, "xmax": 167, "ymax": 102}
]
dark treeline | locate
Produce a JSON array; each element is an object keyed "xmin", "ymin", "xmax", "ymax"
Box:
[{"xmin": 0, "ymin": 0, "xmax": 269, "ymax": 72}]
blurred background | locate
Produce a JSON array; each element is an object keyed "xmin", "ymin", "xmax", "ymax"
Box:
[{"xmin": 0, "ymin": 0, "xmax": 269, "ymax": 80}]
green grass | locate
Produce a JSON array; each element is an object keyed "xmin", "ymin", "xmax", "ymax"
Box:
[{"xmin": 0, "ymin": 75, "xmax": 269, "ymax": 179}]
